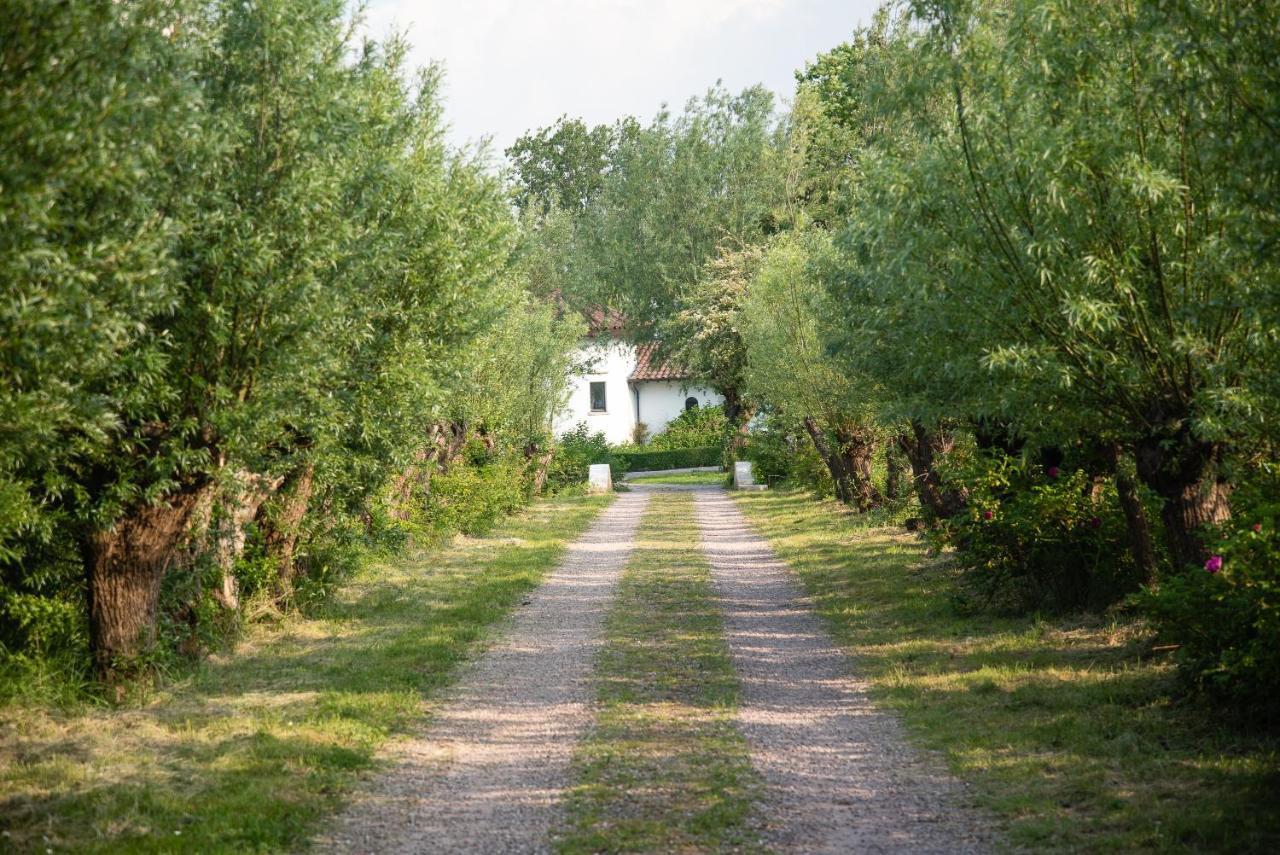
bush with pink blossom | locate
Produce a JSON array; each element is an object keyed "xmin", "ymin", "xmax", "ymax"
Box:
[
  {"xmin": 934, "ymin": 450, "xmax": 1144, "ymax": 613},
  {"xmin": 1141, "ymin": 466, "xmax": 1280, "ymax": 725}
]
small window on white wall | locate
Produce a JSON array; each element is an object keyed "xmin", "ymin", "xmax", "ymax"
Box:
[
  {"xmin": 684, "ymin": 396, "xmax": 699, "ymax": 411},
  {"xmin": 590, "ymin": 382, "xmax": 607, "ymax": 412}
]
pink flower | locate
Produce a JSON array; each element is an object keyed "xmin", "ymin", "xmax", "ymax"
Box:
[
  {"xmin": 1046, "ymin": 466, "xmax": 1060, "ymax": 478},
  {"xmin": 1090, "ymin": 516, "xmax": 1102, "ymax": 529},
  {"xmin": 1254, "ymin": 523, "xmax": 1264, "ymax": 534},
  {"xmin": 1204, "ymin": 555, "xmax": 1223, "ymax": 574},
  {"xmin": 982, "ymin": 510, "xmax": 994, "ymax": 521}
]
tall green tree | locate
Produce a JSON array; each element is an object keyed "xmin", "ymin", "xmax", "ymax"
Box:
[
  {"xmin": 0, "ymin": 0, "xmax": 202, "ymax": 663},
  {"xmin": 743, "ymin": 231, "xmax": 884, "ymax": 509},
  {"xmin": 507, "ymin": 116, "xmax": 636, "ymax": 215},
  {"xmin": 661, "ymin": 245, "xmax": 762, "ymax": 455},
  {"xmin": 822, "ymin": 0, "xmax": 1277, "ymax": 566},
  {"xmin": 511, "ymin": 85, "xmax": 787, "ymax": 336}
]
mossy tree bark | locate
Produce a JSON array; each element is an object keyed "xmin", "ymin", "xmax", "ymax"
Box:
[
  {"xmin": 83, "ymin": 485, "xmax": 209, "ymax": 686},
  {"xmin": 898, "ymin": 420, "xmax": 967, "ymax": 522},
  {"xmin": 1135, "ymin": 431, "xmax": 1232, "ymax": 570}
]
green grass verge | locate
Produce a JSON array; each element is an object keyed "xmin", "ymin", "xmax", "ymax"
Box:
[
  {"xmin": 626, "ymin": 470, "xmax": 726, "ymax": 486},
  {"xmin": 732, "ymin": 488, "xmax": 1280, "ymax": 852},
  {"xmin": 555, "ymin": 492, "xmax": 763, "ymax": 854},
  {"xmin": 0, "ymin": 494, "xmax": 613, "ymax": 854}
]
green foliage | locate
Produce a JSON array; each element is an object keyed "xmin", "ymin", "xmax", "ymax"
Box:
[
  {"xmin": 613, "ymin": 446, "xmax": 721, "ymax": 473},
  {"xmin": 443, "ymin": 292, "xmax": 585, "ymax": 455},
  {"xmin": 1142, "ymin": 468, "xmax": 1280, "ymax": 725},
  {"xmin": 507, "ymin": 116, "xmax": 635, "ymax": 215},
  {"xmin": 934, "ymin": 451, "xmax": 1143, "ymax": 614},
  {"xmin": 743, "ymin": 231, "xmax": 876, "ymax": 427},
  {"xmin": 547, "ymin": 424, "xmax": 617, "ymax": 493},
  {"xmin": 0, "ymin": 0, "xmax": 579, "ymax": 687},
  {"xmin": 660, "ymin": 246, "xmax": 763, "ymax": 426},
  {"xmin": 512, "ymin": 85, "xmax": 787, "ymax": 333},
  {"xmin": 648, "ymin": 405, "xmax": 727, "ymax": 451},
  {"xmin": 418, "ymin": 458, "xmax": 528, "ymax": 543},
  {"xmin": 0, "ymin": 0, "xmax": 196, "ymax": 583},
  {"xmin": 817, "ymin": 2, "xmax": 1270, "ymax": 552},
  {"xmin": 742, "ymin": 414, "xmax": 831, "ymax": 494}
]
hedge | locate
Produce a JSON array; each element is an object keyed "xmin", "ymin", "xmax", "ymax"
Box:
[{"xmin": 612, "ymin": 445, "xmax": 722, "ymax": 473}]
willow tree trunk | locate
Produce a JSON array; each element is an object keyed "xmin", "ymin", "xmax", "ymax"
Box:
[
  {"xmin": 207, "ymin": 472, "xmax": 284, "ymax": 611},
  {"xmin": 885, "ymin": 444, "xmax": 903, "ymax": 501},
  {"xmin": 1135, "ymin": 433, "xmax": 1232, "ymax": 570},
  {"xmin": 721, "ymin": 389, "xmax": 754, "ymax": 464},
  {"xmin": 1104, "ymin": 444, "xmax": 1159, "ymax": 585},
  {"xmin": 436, "ymin": 421, "xmax": 469, "ymax": 473},
  {"xmin": 833, "ymin": 423, "xmax": 882, "ymax": 511},
  {"xmin": 83, "ymin": 486, "xmax": 209, "ymax": 685},
  {"xmin": 802, "ymin": 416, "xmax": 853, "ymax": 504},
  {"xmin": 389, "ymin": 447, "xmax": 435, "ymax": 522},
  {"xmin": 524, "ymin": 442, "xmax": 554, "ymax": 497},
  {"xmin": 898, "ymin": 420, "xmax": 967, "ymax": 521},
  {"xmin": 260, "ymin": 462, "xmax": 315, "ymax": 595}
]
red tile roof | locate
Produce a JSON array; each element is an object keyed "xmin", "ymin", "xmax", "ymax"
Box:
[
  {"xmin": 584, "ymin": 307, "xmax": 625, "ymax": 338},
  {"xmin": 629, "ymin": 342, "xmax": 692, "ymax": 382}
]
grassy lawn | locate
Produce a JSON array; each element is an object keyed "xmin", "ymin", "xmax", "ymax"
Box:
[
  {"xmin": 626, "ymin": 470, "xmax": 726, "ymax": 486},
  {"xmin": 732, "ymin": 488, "xmax": 1280, "ymax": 852},
  {"xmin": 0, "ymin": 494, "xmax": 612, "ymax": 854},
  {"xmin": 556, "ymin": 492, "xmax": 763, "ymax": 854}
]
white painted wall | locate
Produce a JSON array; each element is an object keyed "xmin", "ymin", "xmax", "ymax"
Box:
[
  {"xmin": 553, "ymin": 339, "xmax": 726, "ymax": 445},
  {"xmin": 636, "ymin": 381, "xmax": 722, "ymax": 439},
  {"xmin": 553, "ymin": 339, "xmax": 638, "ymax": 445}
]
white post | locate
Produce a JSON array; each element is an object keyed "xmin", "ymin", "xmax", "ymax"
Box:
[{"xmin": 588, "ymin": 463, "xmax": 613, "ymax": 494}]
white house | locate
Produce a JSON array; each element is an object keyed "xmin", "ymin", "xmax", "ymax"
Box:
[{"xmin": 553, "ymin": 317, "xmax": 723, "ymax": 445}]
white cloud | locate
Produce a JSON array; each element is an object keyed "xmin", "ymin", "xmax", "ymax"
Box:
[{"xmin": 362, "ymin": 0, "xmax": 880, "ymax": 156}]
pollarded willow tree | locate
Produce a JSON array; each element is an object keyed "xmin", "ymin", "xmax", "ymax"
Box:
[
  {"xmin": 742, "ymin": 231, "xmax": 886, "ymax": 510},
  {"xmin": 68, "ymin": 0, "xmax": 433, "ymax": 676},
  {"xmin": 0, "ymin": 0, "xmax": 203, "ymax": 660},
  {"xmin": 1, "ymin": 0, "xmax": 541, "ymax": 682},
  {"xmin": 257, "ymin": 49, "xmax": 520, "ymax": 595},
  {"xmin": 825, "ymin": 0, "xmax": 1277, "ymax": 567}
]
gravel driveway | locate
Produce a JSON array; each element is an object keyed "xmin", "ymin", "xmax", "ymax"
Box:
[
  {"xmin": 316, "ymin": 491, "xmax": 649, "ymax": 854},
  {"xmin": 694, "ymin": 488, "xmax": 994, "ymax": 854},
  {"xmin": 318, "ymin": 485, "xmax": 995, "ymax": 854}
]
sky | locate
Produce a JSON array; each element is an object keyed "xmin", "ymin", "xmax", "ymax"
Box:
[{"xmin": 362, "ymin": 0, "xmax": 883, "ymax": 158}]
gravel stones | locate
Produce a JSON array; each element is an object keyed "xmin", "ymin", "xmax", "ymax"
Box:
[
  {"xmin": 317, "ymin": 492, "xmax": 649, "ymax": 854},
  {"xmin": 318, "ymin": 485, "xmax": 996, "ymax": 853},
  {"xmin": 695, "ymin": 489, "xmax": 994, "ymax": 854}
]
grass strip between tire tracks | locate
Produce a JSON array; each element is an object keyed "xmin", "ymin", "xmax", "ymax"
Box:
[
  {"xmin": 732, "ymin": 488, "xmax": 1280, "ymax": 853},
  {"xmin": 556, "ymin": 491, "xmax": 765, "ymax": 854},
  {"xmin": 0, "ymin": 494, "xmax": 613, "ymax": 854}
]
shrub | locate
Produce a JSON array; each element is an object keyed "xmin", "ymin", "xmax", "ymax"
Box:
[
  {"xmin": 935, "ymin": 450, "xmax": 1142, "ymax": 613},
  {"xmin": 612, "ymin": 446, "xmax": 721, "ymax": 472},
  {"xmin": 649, "ymin": 404, "xmax": 727, "ymax": 450},
  {"xmin": 742, "ymin": 415, "xmax": 831, "ymax": 493},
  {"xmin": 383, "ymin": 440, "xmax": 531, "ymax": 547},
  {"xmin": 546, "ymin": 423, "xmax": 618, "ymax": 492},
  {"xmin": 421, "ymin": 458, "xmax": 526, "ymax": 541},
  {"xmin": 1141, "ymin": 467, "xmax": 1280, "ymax": 726}
]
